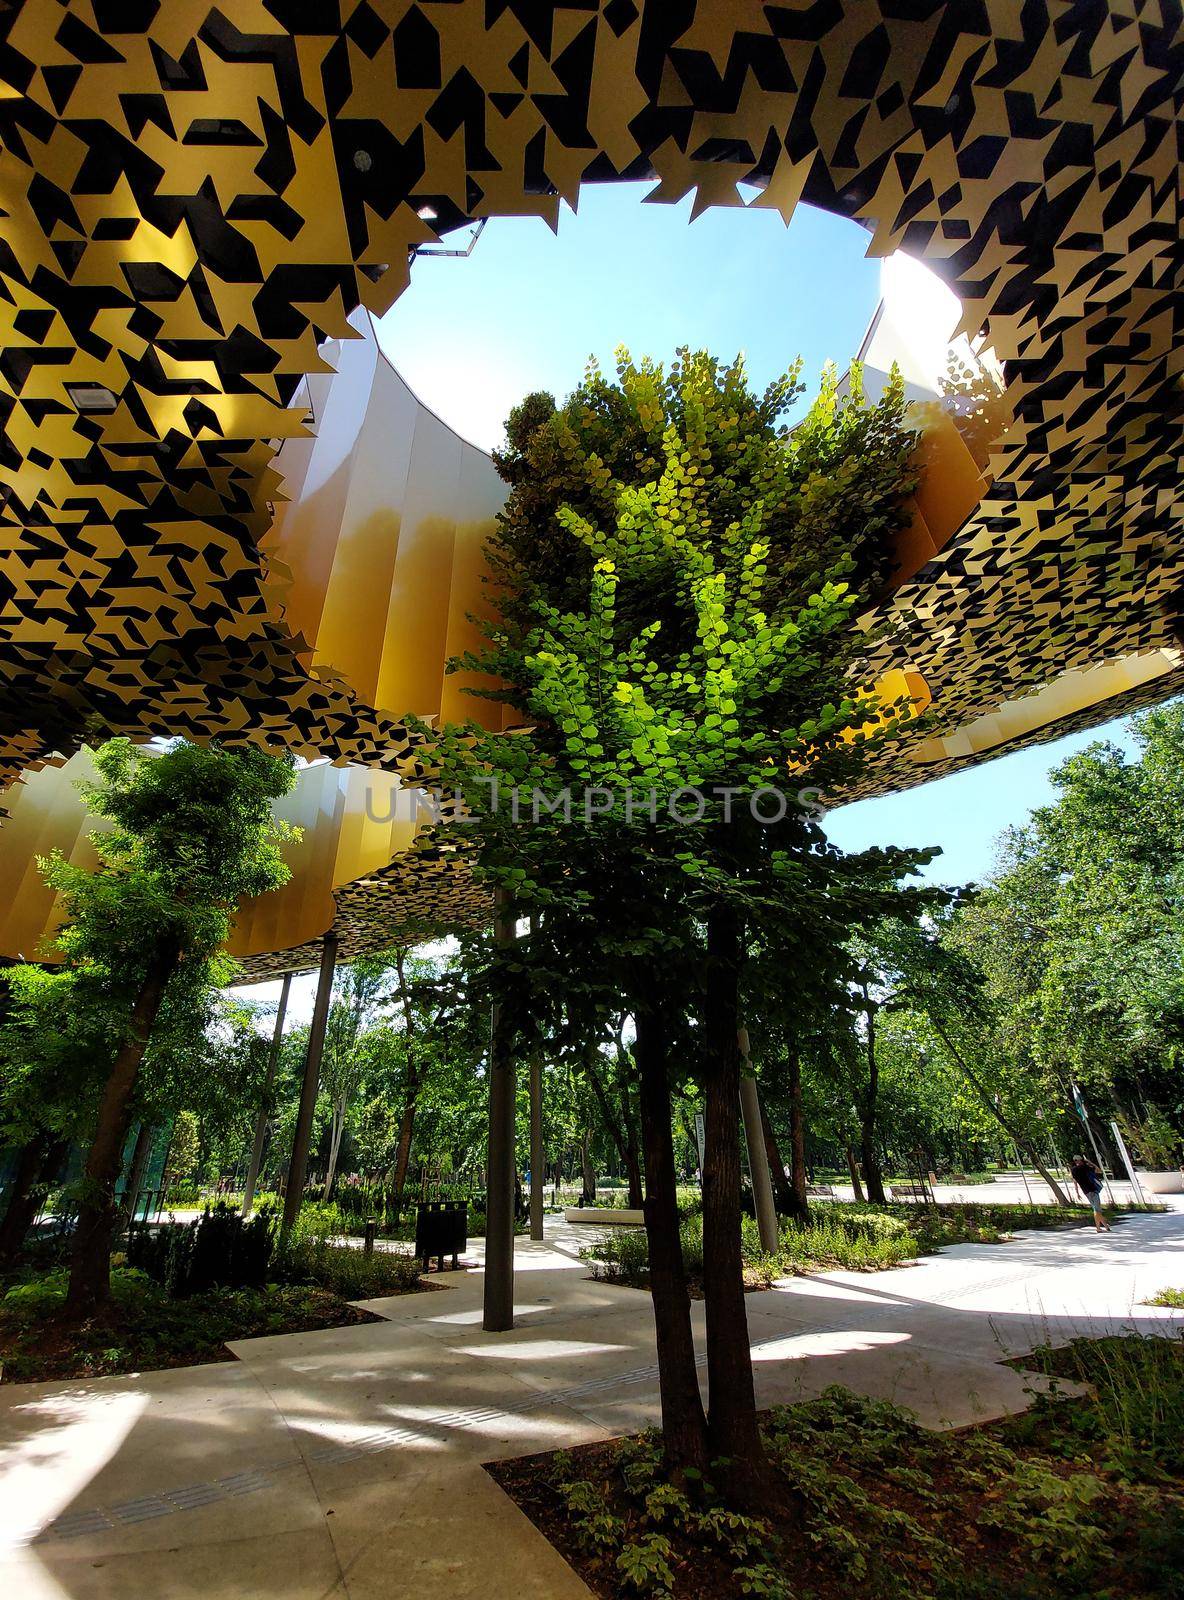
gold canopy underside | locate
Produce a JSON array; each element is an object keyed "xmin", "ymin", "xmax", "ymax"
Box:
[
  {"xmin": 0, "ymin": 1, "xmax": 1181, "ymax": 971},
  {"xmin": 0, "ymin": 749, "xmax": 490, "ymax": 970}
]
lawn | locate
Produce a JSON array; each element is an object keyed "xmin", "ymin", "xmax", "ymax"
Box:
[
  {"xmin": 490, "ymin": 1331, "xmax": 1184, "ymax": 1600},
  {"xmin": 582, "ymin": 1201, "xmax": 1140, "ymax": 1292}
]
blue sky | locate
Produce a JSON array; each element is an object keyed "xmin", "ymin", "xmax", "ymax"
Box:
[
  {"xmin": 378, "ymin": 183, "xmax": 880, "ymax": 451},
  {"xmin": 246, "ymin": 186, "xmax": 1146, "ymax": 1024},
  {"xmin": 824, "ymin": 713, "xmax": 1139, "ymax": 886}
]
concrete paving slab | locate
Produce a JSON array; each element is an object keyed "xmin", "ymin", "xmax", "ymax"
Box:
[
  {"xmin": 3, "ymin": 1523, "xmax": 344, "ymax": 1600},
  {"xmin": 0, "ymin": 1361, "xmax": 306, "ymax": 1552},
  {"xmin": 326, "ymin": 1462, "xmax": 595, "ymax": 1599}
]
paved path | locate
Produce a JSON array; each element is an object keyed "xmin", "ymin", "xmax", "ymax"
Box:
[{"xmin": 2, "ymin": 1203, "xmax": 1181, "ymax": 1599}]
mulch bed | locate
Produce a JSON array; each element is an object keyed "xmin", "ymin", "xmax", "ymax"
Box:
[
  {"xmin": 0, "ymin": 1285, "xmax": 387, "ymax": 1384},
  {"xmin": 487, "ymin": 1389, "xmax": 1181, "ymax": 1600}
]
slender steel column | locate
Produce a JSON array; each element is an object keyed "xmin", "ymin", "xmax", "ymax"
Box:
[
  {"xmin": 529, "ymin": 1053, "xmax": 544, "ymax": 1241},
  {"xmin": 242, "ymin": 970, "xmax": 292, "ymax": 1216},
  {"xmin": 119, "ymin": 1121, "xmax": 153, "ymax": 1233},
  {"xmin": 282, "ymin": 934, "xmax": 337, "ymax": 1237},
  {"xmin": 483, "ymin": 890, "xmax": 517, "ymax": 1330},
  {"xmin": 737, "ymin": 1025, "xmax": 779, "ymax": 1254}
]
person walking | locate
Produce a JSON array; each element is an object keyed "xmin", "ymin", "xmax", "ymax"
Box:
[{"xmin": 1070, "ymin": 1154, "xmax": 1112, "ymax": 1232}]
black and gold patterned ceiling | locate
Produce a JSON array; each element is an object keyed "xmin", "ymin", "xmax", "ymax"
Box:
[{"xmin": 0, "ymin": 1, "xmax": 1181, "ymax": 968}]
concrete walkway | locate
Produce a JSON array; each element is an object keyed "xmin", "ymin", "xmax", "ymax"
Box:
[{"xmin": 2, "ymin": 1204, "xmax": 1182, "ymax": 1600}]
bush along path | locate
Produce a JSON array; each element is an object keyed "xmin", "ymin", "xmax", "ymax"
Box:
[
  {"xmin": 0, "ymin": 1202, "xmax": 426, "ymax": 1384},
  {"xmin": 489, "ymin": 1332, "xmax": 1184, "ymax": 1600},
  {"xmin": 582, "ymin": 1201, "xmax": 1150, "ymax": 1293}
]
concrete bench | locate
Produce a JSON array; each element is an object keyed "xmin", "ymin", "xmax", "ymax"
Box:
[
  {"xmin": 564, "ymin": 1206, "xmax": 645, "ymax": 1226},
  {"xmin": 805, "ymin": 1183, "xmax": 836, "ymax": 1198}
]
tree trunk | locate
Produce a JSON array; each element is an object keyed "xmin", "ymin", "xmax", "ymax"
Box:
[
  {"xmin": 482, "ymin": 890, "xmax": 519, "ymax": 1332},
  {"xmin": 787, "ymin": 1049, "xmax": 811, "ymax": 1221},
  {"xmin": 701, "ymin": 903, "xmax": 765, "ymax": 1493},
  {"xmin": 845, "ymin": 1143, "xmax": 865, "ymax": 1201},
  {"xmin": 585, "ymin": 1046, "xmax": 644, "ymax": 1209},
  {"xmin": 928, "ymin": 1017, "xmax": 1071, "ymax": 1205},
  {"xmin": 283, "ymin": 933, "xmax": 338, "ymax": 1237},
  {"xmin": 762, "ymin": 1101, "xmax": 806, "ymax": 1224},
  {"xmin": 0, "ymin": 1132, "xmax": 66, "ymax": 1265},
  {"xmin": 324, "ymin": 1103, "xmax": 345, "ymax": 1197},
  {"xmin": 580, "ymin": 1127, "xmax": 596, "ymax": 1205},
  {"xmin": 635, "ymin": 1002, "xmax": 708, "ymax": 1473},
  {"xmin": 243, "ymin": 969, "xmax": 291, "ymax": 1216},
  {"xmin": 529, "ymin": 1053, "xmax": 545, "ymax": 1240},
  {"xmin": 860, "ymin": 1122, "xmax": 886, "ymax": 1204},
  {"xmin": 621, "ymin": 1088, "xmax": 644, "ymax": 1210},
  {"xmin": 67, "ymin": 940, "xmax": 179, "ymax": 1316},
  {"xmin": 390, "ymin": 947, "xmax": 423, "ymax": 1215},
  {"xmin": 616, "ymin": 1026, "xmax": 645, "ymax": 1209},
  {"xmin": 391, "ymin": 1096, "xmax": 418, "ymax": 1206}
]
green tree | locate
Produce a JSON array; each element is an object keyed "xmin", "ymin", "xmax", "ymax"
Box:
[
  {"xmin": 0, "ymin": 953, "xmax": 270, "ymax": 1256},
  {"xmin": 0, "ymin": 964, "xmax": 110, "ymax": 1260},
  {"xmin": 872, "ymin": 1008, "xmax": 1003, "ymax": 1175},
  {"xmin": 164, "ymin": 1109, "xmax": 201, "ymax": 1190},
  {"xmin": 948, "ymin": 705, "xmax": 1184, "ymax": 1152},
  {"xmin": 384, "ymin": 944, "xmax": 471, "ymax": 1203},
  {"xmin": 422, "ymin": 349, "xmax": 929, "ymax": 1488},
  {"xmin": 877, "ymin": 912, "xmax": 1072, "ymax": 1202},
  {"xmin": 36, "ymin": 739, "xmax": 297, "ymax": 1314},
  {"xmin": 320, "ymin": 955, "xmax": 398, "ymax": 1195}
]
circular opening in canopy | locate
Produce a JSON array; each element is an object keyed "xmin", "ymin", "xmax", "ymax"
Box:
[{"xmin": 375, "ymin": 183, "xmax": 885, "ymax": 454}]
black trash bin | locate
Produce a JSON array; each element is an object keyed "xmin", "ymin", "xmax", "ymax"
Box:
[{"xmin": 414, "ymin": 1200, "xmax": 467, "ymax": 1272}]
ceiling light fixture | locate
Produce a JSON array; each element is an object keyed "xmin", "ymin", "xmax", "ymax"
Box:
[{"xmin": 66, "ymin": 382, "xmax": 118, "ymax": 414}]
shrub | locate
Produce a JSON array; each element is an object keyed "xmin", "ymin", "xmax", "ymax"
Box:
[
  {"xmin": 0, "ymin": 1275, "xmax": 379, "ymax": 1383},
  {"xmin": 775, "ymin": 1211, "xmax": 919, "ymax": 1273},
  {"xmin": 583, "ymin": 1208, "xmax": 918, "ymax": 1287},
  {"xmin": 2, "ymin": 1268, "xmax": 72, "ymax": 1321},
  {"xmin": 3, "ymin": 1265, "xmax": 156, "ymax": 1325},
  {"xmin": 581, "ymin": 1199, "xmax": 1104, "ymax": 1289},
  {"xmin": 1116, "ymin": 1106, "xmax": 1183, "ymax": 1169},
  {"xmin": 1147, "ymin": 1286, "xmax": 1184, "ymax": 1308},
  {"xmin": 580, "ymin": 1225, "xmax": 651, "ymax": 1285},
  {"xmin": 272, "ymin": 1235, "xmax": 422, "ymax": 1299},
  {"xmin": 1015, "ymin": 1331, "xmax": 1184, "ymax": 1481},
  {"xmin": 495, "ymin": 1354, "xmax": 1184, "ymax": 1600},
  {"xmin": 128, "ymin": 1203, "xmax": 274, "ymax": 1296},
  {"xmin": 288, "ymin": 1200, "xmax": 347, "ymax": 1242}
]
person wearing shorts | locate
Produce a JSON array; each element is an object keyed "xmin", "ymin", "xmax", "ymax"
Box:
[{"xmin": 1070, "ymin": 1154, "xmax": 1111, "ymax": 1232}]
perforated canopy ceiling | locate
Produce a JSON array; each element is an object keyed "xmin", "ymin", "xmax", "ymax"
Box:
[{"xmin": 0, "ymin": 2, "xmax": 1180, "ymax": 969}]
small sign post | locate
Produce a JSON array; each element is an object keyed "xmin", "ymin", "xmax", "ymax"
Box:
[{"xmin": 1110, "ymin": 1120, "xmax": 1147, "ymax": 1207}]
